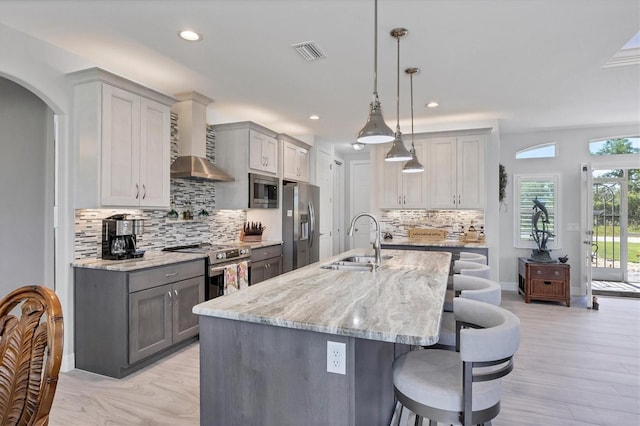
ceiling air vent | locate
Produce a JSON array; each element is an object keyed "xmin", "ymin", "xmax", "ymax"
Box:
[{"xmin": 292, "ymin": 41, "xmax": 326, "ymax": 61}]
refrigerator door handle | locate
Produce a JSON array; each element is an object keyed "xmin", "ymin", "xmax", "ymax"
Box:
[{"xmin": 308, "ymin": 201, "xmax": 315, "ymax": 248}]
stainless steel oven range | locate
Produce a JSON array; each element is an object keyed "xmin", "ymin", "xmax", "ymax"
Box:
[{"xmin": 162, "ymin": 243, "xmax": 251, "ymax": 299}]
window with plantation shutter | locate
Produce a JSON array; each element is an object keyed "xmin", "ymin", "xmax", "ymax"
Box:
[{"xmin": 513, "ymin": 174, "xmax": 560, "ymax": 249}]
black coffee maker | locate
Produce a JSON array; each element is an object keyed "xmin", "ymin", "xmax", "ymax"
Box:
[{"xmin": 101, "ymin": 214, "xmax": 145, "ymax": 260}]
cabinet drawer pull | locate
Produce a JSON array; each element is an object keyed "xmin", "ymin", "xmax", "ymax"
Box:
[
  {"xmin": 543, "ymin": 281, "xmax": 552, "ymax": 285},
  {"xmin": 555, "ymin": 271, "xmax": 560, "ymax": 276},
  {"xmin": 165, "ymin": 272, "xmax": 178, "ymax": 277},
  {"xmin": 536, "ymin": 270, "xmax": 542, "ymax": 275}
]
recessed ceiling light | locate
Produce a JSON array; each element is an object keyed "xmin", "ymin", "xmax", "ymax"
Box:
[
  {"xmin": 426, "ymin": 101, "xmax": 439, "ymax": 108},
  {"xmin": 309, "ymin": 115, "xmax": 320, "ymax": 120},
  {"xmin": 179, "ymin": 30, "xmax": 202, "ymax": 41}
]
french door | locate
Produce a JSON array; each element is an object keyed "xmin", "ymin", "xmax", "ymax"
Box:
[{"xmin": 580, "ymin": 164, "xmax": 594, "ymax": 307}]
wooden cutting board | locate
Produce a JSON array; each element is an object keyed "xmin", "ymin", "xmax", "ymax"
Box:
[{"xmin": 408, "ymin": 228, "xmax": 447, "ymax": 241}]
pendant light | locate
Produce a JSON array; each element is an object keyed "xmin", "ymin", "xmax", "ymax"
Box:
[
  {"xmin": 357, "ymin": 0, "xmax": 394, "ymax": 144},
  {"xmin": 385, "ymin": 28, "xmax": 412, "ymax": 162},
  {"xmin": 402, "ymin": 67, "xmax": 425, "ymax": 173}
]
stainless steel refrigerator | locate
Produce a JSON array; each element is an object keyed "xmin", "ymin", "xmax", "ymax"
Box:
[{"xmin": 282, "ymin": 182, "xmax": 320, "ymax": 273}]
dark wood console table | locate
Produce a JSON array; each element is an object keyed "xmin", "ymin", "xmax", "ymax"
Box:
[{"xmin": 518, "ymin": 257, "xmax": 570, "ymax": 307}]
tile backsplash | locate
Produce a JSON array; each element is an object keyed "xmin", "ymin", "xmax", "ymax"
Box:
[
  {"xmin": 74, "ymin": 113, "xmax": 247, "ymax": 259},
  {"xmin": 379, "ymin": 209, "xmax": 484, "ymax": 240}
]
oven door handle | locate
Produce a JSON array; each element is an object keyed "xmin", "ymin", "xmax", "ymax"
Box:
[{"xmin": 209, "ymin": 261, "xmax": 251, "ymax": 276}]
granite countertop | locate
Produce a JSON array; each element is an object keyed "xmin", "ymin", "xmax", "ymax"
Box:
[
  {"xmin": 237, "ymin": 240, "xmax": 283, "ymax": 249},
  {"xmin": 381, "ymin": 237, "xmax": 487, "ymax": 248},
  {"xmin": 71, "ymin": 251, "xmax": 207, "ymax": 272},
  {"xmin": 193, "ymin": 248, "xmax": 451, "ymax": 346}
]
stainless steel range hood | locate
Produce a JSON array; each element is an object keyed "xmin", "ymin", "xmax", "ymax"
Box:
[{"xmin": 170, "ymin": 91, "xmax": 234, "ymax": 182}]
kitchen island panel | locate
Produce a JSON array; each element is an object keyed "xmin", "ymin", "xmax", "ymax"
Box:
[{"xmin": 200, "ymin": 316, "xmax": 403, "ymax": 426}]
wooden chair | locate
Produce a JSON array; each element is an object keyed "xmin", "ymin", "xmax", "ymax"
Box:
[{"xmin": 0, "ymin": 286, "xmax": 64, "ymax": 426}]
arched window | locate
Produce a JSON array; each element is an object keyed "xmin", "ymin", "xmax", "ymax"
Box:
[
  {"xmin": 589, "ymin": 137, "xmax": 640, "ymax": 156},
  {"xmin": 515, "ymin": 143, "xmax": 557, "ymax": 159}
]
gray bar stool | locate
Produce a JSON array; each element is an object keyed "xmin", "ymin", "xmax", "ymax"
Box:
[
  {"xmin": 444, "ymin": 261, "xmax": 491, "ymax": 311},
  {"xmin": 458, "ymin": 252, "xmax": 487, "ymax": 265},
  {"xmin": 393, "ymin": 298, "xmax": 521, "ymax": 426},
  {"xmin": 438, "ymin": 275, "xmax": 502, "ymax": 350}
]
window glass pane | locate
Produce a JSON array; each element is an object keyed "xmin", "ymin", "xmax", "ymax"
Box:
[
  {"xmin": 518, "ymin": 180, "xmax": 555, "ymax": 242},
  {"xmin": 514, "ymin": 174, "xmax": 559, "ymax": 249},
  {"xmin": 516, "ymin": 143, "xmax": 556, "ymax": 159},
  {"xmin": 589, "ymin": 137, "xmax": 640, "ymax": 155}
]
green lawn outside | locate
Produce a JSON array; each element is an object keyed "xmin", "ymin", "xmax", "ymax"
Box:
[
  {"xmin": 593, "ymin": 240, "xmax": 640, "ymax": 263},
  {"xmin": 593, "ymin": 225, "xmax": 640, "ymax": 236}
]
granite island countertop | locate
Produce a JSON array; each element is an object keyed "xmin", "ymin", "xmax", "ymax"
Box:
[
  {"xmin": 71, "ymin": 250, "xmax": 207, "ymax": 272},
  {"xmin": 193, "ymin": 248, "xmax": 451, "ymax": 346}
]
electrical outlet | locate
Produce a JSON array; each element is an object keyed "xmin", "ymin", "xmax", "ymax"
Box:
[{"xmin": 327, "ymin": 341, "xmax": 346, "ymax": 375}]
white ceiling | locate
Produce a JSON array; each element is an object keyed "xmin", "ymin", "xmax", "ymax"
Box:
[{"xmin": 1, "ymin": 0, "xmax": 638, "ymax": 152}]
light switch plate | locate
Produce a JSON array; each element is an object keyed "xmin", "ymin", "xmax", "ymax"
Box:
[{"xmin": 567, "ymin": 223, "xmax": 580, "ymax": 232}]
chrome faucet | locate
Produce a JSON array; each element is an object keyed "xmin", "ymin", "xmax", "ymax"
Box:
[{"xmin": 347, "ymin": 212, "xmax": 382, "ymax": 267}]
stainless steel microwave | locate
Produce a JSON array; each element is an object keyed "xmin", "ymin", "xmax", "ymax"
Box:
[{"xmin": 249, "ymin": 173, "xmax": 279, "ymax": 208}]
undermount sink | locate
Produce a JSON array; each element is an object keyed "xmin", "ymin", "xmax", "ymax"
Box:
[
  {"xmin": 339, "ymin": 255, "xmax": 392, "ymax": 264},
  {"xmin": 319, "ymin": 263, "xmax": 375, "ymax": 272},
  {"xmin": 319, "ymin": 254, "xmax": 392, "ymax": 272}
]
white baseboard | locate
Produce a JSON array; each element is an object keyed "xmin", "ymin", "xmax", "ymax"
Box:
[
  {"xmin": 501, "ymin": 281, "xmax": 518, "ymax": 292},
  {"xmin": 61, "ymin": 352, "xmax": 75, "ymax": 373}
]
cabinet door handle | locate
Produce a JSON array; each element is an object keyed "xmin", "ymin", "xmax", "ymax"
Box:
[
  {"xmin": 398, "ymin": 196, "xmax": 402, "ymax": 205},
  {"xmin": 136, "ymin": 184, "xmax": 139, "ymax": 199},
  {"xmin": 453, "ymin": 195, "xmax": 456, "ymax": 205},
  {"xmin": 142, "ymin": 184, "xmax": 146, "ymax": 200},
  {"xmin": 174, "ymin": 289, "xmax": 179, "ymax": 298},
  {"xmin": 165, "ymin": 272, "xmax": 178, "ymax": 277},
  {"xmin": 403, "ymin": 195, "xmax": 406, "ymax": 204},
  {"xmin": 167, "ymin": 291, "xmax": 172, "ymax": 300},
  {"xmin": 458, "ymin": 195, "xmax": 461, "ymax": 205}
]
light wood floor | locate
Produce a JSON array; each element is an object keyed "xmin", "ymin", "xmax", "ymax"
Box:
[{"xmin": 49, "ymin": 292, "xmax": 639, "ymax": 426}]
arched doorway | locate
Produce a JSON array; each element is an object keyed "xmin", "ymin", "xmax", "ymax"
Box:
[{"xmin": 0, "ymin": 76, "xmax": 56, "ymax": 295}]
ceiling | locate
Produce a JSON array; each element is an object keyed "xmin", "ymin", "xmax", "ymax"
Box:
[{"xmin": 1, "ymin": 0, "xmax": 638, "ymax": 153}]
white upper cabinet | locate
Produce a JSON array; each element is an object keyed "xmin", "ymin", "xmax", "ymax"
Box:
[
  {"xmin": 69, "ymin": 68, "xmax": 173, "ymax": 209},
  {"xmin": 281, "ymin": 135, "xmax": 310, "ymax": 183},
  {"xmin": 249, "ymin": 129, "xmax": 278, "ymax": 175},
  {"xmin": 429, "ymin": 134, "xmax": 485, "ymax": 209},
  {"xmin": 378, "ymin": 138, "xmax": 428, "ymax": 209},
  {"xmin": 214, "ymin": 122, "xmax": 280, "ymax": 209}
]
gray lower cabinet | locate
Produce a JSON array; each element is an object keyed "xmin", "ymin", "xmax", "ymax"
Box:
[
  {"xmin": 74, "ymin": 259, "xmax": 205, "ymax": 378},
  {"xmin": 250, "ymin": 244, "xmax": 283, "ymax": 285}
]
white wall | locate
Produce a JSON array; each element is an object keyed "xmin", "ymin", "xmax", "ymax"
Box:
[
  {"xmin": 0, "ymin": 22, "xmax": 91, "ymax": 372},
  {"xmin": 0, "ymin": 78, "xmax": 49, "ymax": 294},
  {"xmin": 499, "ymin": 124, "xmax": 640, "ymax": 292}
]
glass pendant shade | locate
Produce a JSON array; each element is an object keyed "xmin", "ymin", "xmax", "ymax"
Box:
[{"xmin": 385, "ymin": 131, "xmax": 412, "ymax": 161}]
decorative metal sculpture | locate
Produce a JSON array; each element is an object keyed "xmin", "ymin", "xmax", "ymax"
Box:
[{"xmin": 529, "ymin": 197, "xmax": 556, "ymax": 263}]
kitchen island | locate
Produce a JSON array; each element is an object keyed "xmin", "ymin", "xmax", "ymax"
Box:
[
  {"xmin": 382, "ymin": 237, "xmax": 488, "ymax": 260},
  {"xmin": 193, "ymin": 248, "xmax": 451, "ymax": 426}
]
